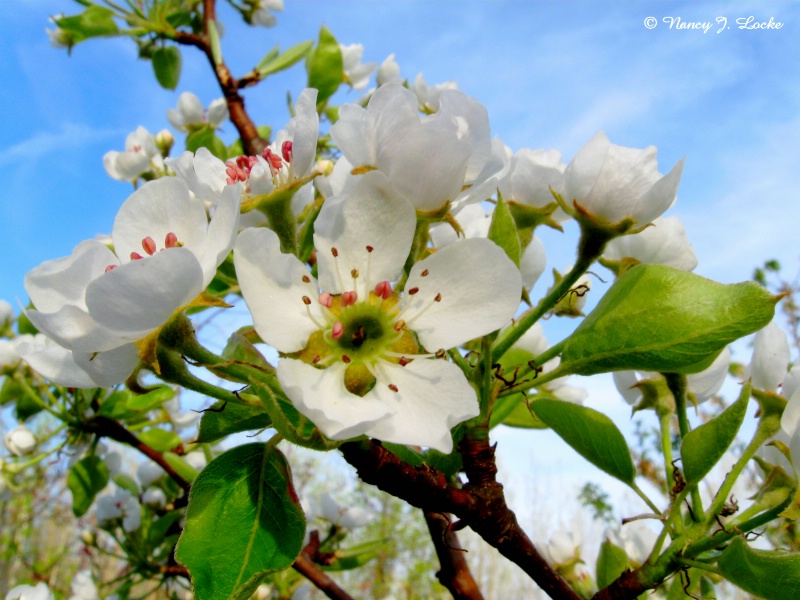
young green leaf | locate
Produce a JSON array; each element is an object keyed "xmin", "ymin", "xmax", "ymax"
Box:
[
  {"xmin": 138, "ymin": 428, "xmax": 182, "ymax": 453},
  {"xmin": 530, "ymin": 399, "xmax": 636, "ymax": 485},
  {"xmin": 196, "ymin": 400, "xmax": 272, "ymax": 444},
  {"xmin": 176, "ymin": 444, "xmax": 306, "ymax": 600},
  {"xmin": 306, "ymin": 26, "xmax": 343, "ymax": 105},
  {"xmin": 68, "ymin": 455, "xmax": 109, "ymax": 517},
  {"xmin": 126, "ymin": 386, "xmax": 175, "ymax": 412},
  {"xmin": 186, "ymin": 126, "xmax": 228, "ymax": 159},
  {"xmin": 560, "ymin": 264, "xmax": 778, "ymax": 376},
  {"xmin": 56, "ymin": 6, "xmax": 118, "ymax": 42},
  {"xmin": 258, "ymin": 40, "xmax": 314, "ymax": 78},
  {"xmin": 596, "ymin": 539, "xmax": 629, "ymax": 590},
  {"xmin": 488, "ymin": 194, "xmax": 521, "ymax": 267},
  {"xmin": 152, "ymin": 46, "xmax": 182, "ymax": 90},
  {"xmin": 681, "ymin": 382, "xmax": 750, "ymax": 486},
  {"xmin": 718, "ymin": 537, "xmax": 800, "ymax": 600}
]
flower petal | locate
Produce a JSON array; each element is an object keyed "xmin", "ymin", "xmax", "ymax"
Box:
[
  {"xmin": 112, "ymin": 178, "xmax": 208, "ymax": 264},
  {"xmin": 314, "ymin": 171, "xmax": 415, "ymax": 294},
  {"xmin": 366, "ymin": 359, "xmax": 479, "ymax": 453},
  {"xmin": 277, "ymin": 359, "xmax": 393, "ymax": 440},
  {"xmin": 85, "ymin": 248, "xmax": 204, "ymax": 333},
  {"xmin": 197, "ymin": 184, "xmax": 240, "ymax": 285},
  {"xmin": 287, "ymin": 88, "xmax": 319, "ymax": 178},
  {"xmin": 402, "ymin": 238, "xmax": 521, "ymax": 350},
  {"xmin": 235, "ymin": 227, "xmax": 322, "ymax": 353},
  {"xmin": 25, "ymin": 239, "xmax": 118, "ymax": 313},
  {"xmin": 18, "ymin": 337, "xmax": 96, "ymax": 388},
  {"xmin": 73, "ymin": 344, "xmax": 140, "ymax": 387},
  {"xmin": 26, "ymin": 304, "xmax": 141, "ymax": 352}
]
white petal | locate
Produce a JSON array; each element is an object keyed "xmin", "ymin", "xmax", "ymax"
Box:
[
  {"xmin": 277, "ymin": 359, "xmax": 393, "ymax": 440},
  {"xmin": 18, "ymin": 337, "xmax": 96, "ymax": 388},
  {"xmin": 511, "ymin": 322, "xmax": 548, "ymax": 356},
  {"xmin": 112, "ymin": 178, "xmax": 208, "ymax": 264},
  {"xmin": 748, "ymin": 322, "xmax": 790, "ymax": 392},
  {"xmin": 613, "ymin": 371, "xmax": 642, "ymax": 405},
  {"xmin": 207, "ymin": 98, "xmax": 229, "ymax": 128},
  {"xmin": 176, "ymin": 91, "xmax": 204, "ymax": 126},
  {"xmin": 167, "ymin": 148, "xmax": 228, "ymax": 202},
  {"xmin": 402, "ymin": 238, "xmax": 521, "ymax": 350},
  {"xmin": 85, "ymin": 248, "xmax": 204, "ymax": 333},
  {"xmin": 781, "ymin": 386, "xmax": 800, "ymax": 437},
  {"xmin": 26, "ymin": 304, "xmax": 141, "ymax": 352},
  {"xmin": 432, "ymin": 90, "xmax": 491, "ymax": 183},
  {"xmin": 235, "ymin": 228, "xmax": 321, "ymax": 352},
  {"xmin": 365, "ymin": 359, "xmax": 479, "ymax": 453},
  {"xmin": 521, "ymin": 235, "xmax": 547, "ymax": 290},
  {"xmin": 314, "ymin": 171, "xmax": 415, "ymax": 294},
  {"xmin": 197, "ymin": 185, "xmax": 240, "ymax": 285},
  {"xmin": 686, "ymin": 346, "xmax": 729, "ymax": 402},
  {"xmin": 73, "ymin": 344, "xmax": 140, "ymax": 387},
  {"xmin": 604, "ymin": 216, "xmax": 697, "ymax": 271},
  {"xmin": 26, "ymin": 239, "xmax": 117, "ymax": 313},
  {"xmin": 783, "ymin": 365, "xmax": 800, "ymax": 399},
  {"xmin": 288, "ymin": 88, "xmax": 319, "ymax": 178}
]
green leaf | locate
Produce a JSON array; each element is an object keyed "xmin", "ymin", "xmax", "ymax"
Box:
[
  {"xmin": 186, "ymin": 126, "xmax": 228, "ymax": 159},
  {"xmin": 126, "ymin": 386, "xmax": 175, "ymax": 412},
  {"xmin": 306, "ymin": 25, "xmax": 344, "ymax": 105},
  {"xmin": 251, "ymin": 382, "xmax": 341, "ymax": 451},
  {"xmin": 163, "ymin": 452, "xmax": 200, "ymax": 484},
  {"xmin": 258, "ymin": 40, "xmax": 313, "ymax": 78},
  {"xmin": 16, "ymin": 311, "xmax": 38, "ymax": 335},
  {"xmin": 681, "ymin": 382, "xmax": 750, "ymax": 486},
  {"xmin": 0, "ymin": 378, "xmax": 23, "ymax": 406},
  {"xmin": 255, "ymin": 45, "xmax": 280, "ymax": 71},
  {"xmin": 560, "ymin": 264, "xmax": 778, "ymax": 376},
  {"xmin": 596, "ymin": 539, "xmax": 629, "ymax": 590},
  {"xmin": 68, "ymin": 455, "xmax": 109, "ymax": 517},
  {"xmin": 196, "ymin": 401, "xmax": 272, "ymax": 444},
  {"xmin": 323, "ymin": 539, "xmax": 384, "ymax": 571},
  {"xmin": 176, "ymin": 444, "xmax": 306, "ymax": 600},
  {"xmin": 530, "ymin": 399, "xmax": 636, "ymax": 485},
  {"xmin": 15, "ymin": 389, "xmax": 43, "ymax": 421},
  {"xmin": 718, "ymin": 537, "xmax": 800, "ymax": 600},
  {"xmin": 488, "ymin": 194, "xmax": 521, "ymax": 267},
  {"xmin": 138, "ymin": 428, "xmax": 182, "ymax": 453},
  {"xmin": 208, "ymin": 19, "xmax": 222, "ymax": 65},
  {"xmin": 113, "ymin": 473, "xmax": 140, "ymax": 496},
  {"xmin": 152, "ymin": 46, "xmax": 182, "ymax": 90},
  {"xmin": 491, "ymin": 392, "xmax": 548, "ymax": 429},
  {"xmin": 146, "ymin": 511, "xmax": 183, "ymax": 550}
]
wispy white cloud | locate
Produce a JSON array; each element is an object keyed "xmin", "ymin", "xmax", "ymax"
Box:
[{"xmin": 0, "ymin": 122, "xmax": 121, "ymax": 166}]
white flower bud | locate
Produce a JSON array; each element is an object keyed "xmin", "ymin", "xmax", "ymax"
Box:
[
  {"xmin": 747, "ymin": 322, "xmax": 790, "ymax": 392},
  {"xmin": 4, "ymin": 426, "xmax": 37, "ymax": 457},
  {"xmin": 603, "ymin": 216, "xmax": 697, "ymax": 271},
  {"xmin": 142, "ymin": 487, "xmax": 167, "ymax": 507},
  {"xmin": 0, "ymin": 299, "xmax": 13, "ymax": 323}
]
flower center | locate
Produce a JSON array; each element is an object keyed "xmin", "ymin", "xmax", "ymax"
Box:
[
  {"xmin": 225, "ymin": 141, "xmax": 295, "ymax": 189},
  {"xmin": 104, "ymin": 232, "xmax": 183, "ymax": 272}
]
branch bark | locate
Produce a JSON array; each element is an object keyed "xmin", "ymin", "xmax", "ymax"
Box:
[
  {"xmin": 293, "ymin": 552, "xmax": 355, "ymax": 600},
  {"xmin": 424, "ymin": 511, "xmax": 485, "ymax": 600}
]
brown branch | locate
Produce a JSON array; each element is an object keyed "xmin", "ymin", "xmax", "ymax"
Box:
[
  {"xmin": 424, "ymin": 511, "xmax": 485, "ymax": 600},
  {"xmin": 339, "ymin": 439, "xmax": 582, "ymax": 600},
  {"xmin": 293, "ymin": 552, "xmax": 355, "ymax": 600},
  {"xmin": 592, "ymin": 570, "xmax": 647, "ymax": 600},
  {"xmin": 84, "ymin": 415, "xmax": 192, "ymax": 500},
  {"xmin": 171, "ymin": 0, "xmax": 266, "ymax": 155}
]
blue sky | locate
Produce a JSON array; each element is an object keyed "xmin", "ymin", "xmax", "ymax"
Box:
[{"xmin": 2, "ymin": 0, "xmax": 799, "ymax": 525}]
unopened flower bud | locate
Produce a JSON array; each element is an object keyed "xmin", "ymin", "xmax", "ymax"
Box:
[
  {"xmin": 4, "ymin": 426, "xmax": 37, "ymax": 457},
  {"xmin": 155, "ymin": 129, "xmax": 175, "ymax": 156}
]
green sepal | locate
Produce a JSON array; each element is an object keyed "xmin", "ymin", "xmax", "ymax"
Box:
[
  {"xmin": 681, "ymin": 382, "xmax": 750, "ymax": 486},
  {"xmin": 175, "ymin": 443, "xmax": 306, "ymax": 600},
  {"xmin": 54, "ymin": 5, "xmax": 118, "ymax": 46},
  {"xmin": 126, "ymin": 386, "xmax": 175, "ymax": 412},
  {"xmin": 560, "ymin": 264, "xmax": 779, "ymax": 376},
  {"xmin": 530, "ymin": 399, "xmax": 636, "ymax": 485},
  {"xmin": 152, "ymin": 46, "xmax": 182, "ymax": 90},
  {"xmin": 718, "ymin": 536, "xmax": 800, "ymax": 600},
  {"xmin": 68, "ymin": 455, "xmax": 110, "ymax": 517},
  {"xmin": 258, "ymin": 40, "xmax": 313, "ymax": 78},
  {"xmin": 306, "ymin": 25, "xmax": 343, "ymax": 106},
  {"xmin": 322, "ymin": 539, "xmax": 384, "ymax": 571},
  {"xmin": 488, "ymin": 193, "xmax": 521, "ymax": 267}
]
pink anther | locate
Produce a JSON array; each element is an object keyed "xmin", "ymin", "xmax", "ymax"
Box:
[
  {"xmin": 281, "ymin": 141, "xmax": 293, "ymax": 162},
  {"xmin": 142, "ymin": 236, "xmax": 157, "ymax": 256},
  {"xmin": 319, "ymin": 292, "xmax": 333, "ymax": 308},
  {"xmin": 342, "ymin": 290, "xmax": 358, "ymax": 307},
  {"xmin": 374, "ymin": 281, "xmax": 392, "ymax": 300},
  {"xmin": 332, "ymin": 321, "xmax": 344, "ymax": 340},
  {"xmin": 165, "ymin": 232, "xmax": 179, "ymax": 248}
]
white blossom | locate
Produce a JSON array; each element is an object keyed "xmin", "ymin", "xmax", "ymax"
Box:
[
  {"xmin": 167, "ymin": 92, "xmax": 228, "ymax": 132},
  {"xmin": 103, "ymin": 126, "xmax": 164, "ymax": 183},
  {"xmin": 68, "ymin": 570, "xmax": 99, "ymax": 600},
  {"xmin": 3, "ymin": 426, "xmax": 37, "ymax": 457},
  {"xmin": 5, "ymin": 582, "xmax": 55, "ymax": 600},
  {"xmin": 340, "ymin": 44, "xmax": 376, "ymax": 90},
  {"xmin": 604, "ymin": 216, "xmax": 697, "ymax": 271},
  {"xmin": 251, "ymin": 0, "xmax": 283, "ymax": 27},
  {"xmin": 96, "ymin": 487, "xmax": 141, "ymax": 532},
  {"xmin": 745, "ymin": 322, "xmax": 790, "ymax": 392}
]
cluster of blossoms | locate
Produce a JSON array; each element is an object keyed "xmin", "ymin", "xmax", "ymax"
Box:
[{"xmin": 16, "ymin": 74, "xmax": 690, "ymax": 456}]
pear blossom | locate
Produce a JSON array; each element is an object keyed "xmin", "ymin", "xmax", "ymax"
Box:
[
  {"xmin": 68, "ymin": 570, "xmax": 99, "ymax": 600},
  {"xmin": 330, "ymin": 83, "xmax": 492, "ymax": 214},
  {"xmin": 411, "ymin": 72, "xmax": 458, "ymax": 112},
  {"xmin": 314, "ymin": 492, "xmax": 374, "ymax": 529},
  {"xmin": 340, "ymin": 44, "xmax": 376, "ymax": 90},
  {"xmin": 103, "ymin": 126, "xmax": 164, "ymax": 183},
  {"xmin": 5, "ymin": 582, "xmax": 55, "ymax": 600},
  {"xmin": 235, "ymin": 172, "xmax": 521, "ymax": 452},
  {"xmin": 142, "ymin": 487, "xmax": 167, "ymax": 507},
  {"xmin": 96, "ymin": 487, "xmax": 141, "ymax": 532},
  {"xmin": 17, "ymin": 335, "xmax": 101, "ymax": 388},
  {"xmin": 541, "ymin": 529, "xmax": 581, "ymax": 566},
  {"xmin": 45, "ymin": 16, "xmax": 70, "ymax": 49},
  {"xmin": 607, "ymin": 521, "xmax": 659, "ymax": 565},
  {"xmin": 563, "ymin": 131, "xmax": 684, "ymax": 229},
  {"xmin": 745, "ymin": 322, "xmax": 790, "ymax": 392},
  {"xmin": 613, "ymin": 347, "xmax": 731, "ymax": 407},
  {"xmin": 137, "ymin": 459, "xmax": 164, "ymax": 488},
  {"xmin": 3, "ymin": 425, "xmax": 37, "ymax": 457},
  {"xmin": 0, "ymin": 299, "xmax": 13, "ymax": 323},
  {"xmin": 168, "ymin": 88, "xmax": 319, "ymax": 208},
  {"xmin": 167, "ymin": 92, "xmax": 228, "ymax": 132},
  {"xmin": 251, "ymin": 0, "xmax": 283, "ymax": 27},
  {"xmin": 22, "ymin": 177, "xmax": 239, "ymax": 387},
  {"xmin": 498, "ymin": 148, "xmax": 570, "ymax": 224},
  {"xmin": 376, "ymin": 54, "xmax": 402, "ymax": 86},
  {"xmin": 603, "ymin": 216, "xmax": 697, "ymax": 272}
]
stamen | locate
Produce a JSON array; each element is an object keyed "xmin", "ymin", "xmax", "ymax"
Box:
[
  {"xmin": 105, "ymin": 265, "xmax": 117, "ymax": 273},
  {"xmin": 281, "ymin": 140, "xmax": 293, "ymax": 162},
  {"xmin": 421, "ymin": 269, "xmax": 429, "ymax": 277},
  {"xmin": 319, "ymin": 292, "xmax": 333, "ymax": 308},
  {"xmin": 130, "ymin": 252, "xmax": 144, "ymax": 261},
  {"xmin": 332, "ymin": 322, "xmax": 344, "ymax": 340},
  {"xmin": 302, "ymin": 275, "xmax": 311, "ymax": 283},
  {"xmin": 165, "ymin": 232, "xmax": 179, "ymax": 248},
  {"xmin": 435, "ymin": 293, "xmax": 442, "ymax": 302},
  {"xmin": 331, "ymin": 247, "xmax": 346, "ymax": 291},
  {"xmin": 375, "ymin": 281, "xmax": 392, "ymax": 300},
  {"xmin": 341, "ymin": 290, "xmax": 358, "ymax": 307},
  {"xmin": 364, "ymin": 245, "xmax": 373, "ymax": 299},
  {"xmin": 341, "ymin": 354, "xmax": 351, "ymax": 364},
  {"xmin": 312, "ymin": 355, "xmax": 321, "ymax": 364},
  {"xmin": 394, "ymin": 319, "xmax": 406, "ymax": 332},
  {"xmin": 388, "ymin": 384, "xmax": 399, "ymax": 393},
  {"xmin": 435, "ymin": 349, "xmax": 446, "ymax": 358},
  {"xmin": 302, "ymin": 296, "xmax": 312, "ymax": 305},
  {"xmin": 399, "ymin": 357, "xmax": 410, "ymax": 367},
  {"xmin": 408, "ymin": 287, "xmax": 420, "ymax": 295},
  {"xmin": 142, "ymin": 237, "xmax": 157, "ymax": 256}
]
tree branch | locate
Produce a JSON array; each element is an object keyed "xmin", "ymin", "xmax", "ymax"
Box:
[
  {"xmin": 293, "ymin": 552, "xmax": 355, "ymax": 600},
  {"xmin": 339, "ymin": 439, "xmax": 582, "ymax": 600},
  {"xmin": 424, "ymin": 511, "xmax": 485, "ymax": 600}
]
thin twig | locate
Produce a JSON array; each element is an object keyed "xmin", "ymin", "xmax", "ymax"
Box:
[
  {"xmin": 293, "ymin": 553, "xmax": 355, "ymax": 600},
  {"xmin": 423, "ymin": 511, "xmax": 485, "ymax": 600}
]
